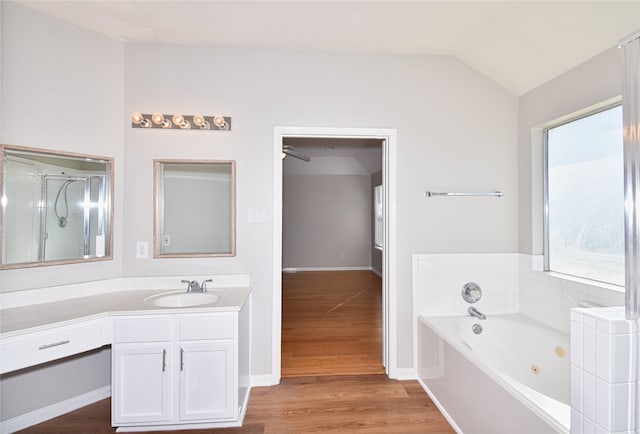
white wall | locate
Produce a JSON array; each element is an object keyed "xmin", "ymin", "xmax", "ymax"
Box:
[
  {"xmin": 122, "ymin": 44, "xmax": 519, "ymax": 373},
  {"xmin": 0, "ymin": 2, "xmax": 123, "ymax": 423},
  {"xmin": 283, "ymin": 174, "xmax": 372, "ymax": 269},
  {"xmin": 0, "ymin": 1, "xmax": 125, "ymax": 290}
]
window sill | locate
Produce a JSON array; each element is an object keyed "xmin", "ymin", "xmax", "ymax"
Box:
[{"xmin": 541, "ymin": 270, "xmax": 625, "ymax": 294}]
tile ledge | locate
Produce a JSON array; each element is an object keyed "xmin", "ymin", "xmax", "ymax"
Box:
[{"xmin": 538, "ymin": 271, "xmax": 624, "ymax": 293}]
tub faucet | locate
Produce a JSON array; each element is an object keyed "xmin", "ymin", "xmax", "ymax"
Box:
[{"xmin": 468, "ymin": 306, "xmax": 486, "ymax": 320}]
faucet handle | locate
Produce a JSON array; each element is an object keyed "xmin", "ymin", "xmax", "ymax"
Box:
[
  {"xmin": 201, "ymin": 279, "xmax": 213, "ymax": 292},
  {"xmin": 181, "ymin": 279, "xmax": 191, "ymax": 291}
]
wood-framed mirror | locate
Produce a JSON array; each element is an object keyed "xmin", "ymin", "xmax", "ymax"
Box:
[
  {"xmin": 1, "ymin": 144, "xmax": 114, "ymax": 269},
  {"xmin": 154, "ymin": 159, "xmax": 236, "ymax": 258}
]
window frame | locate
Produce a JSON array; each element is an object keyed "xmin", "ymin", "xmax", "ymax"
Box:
[
  {"xmin": 374, "ymin": 184, "xmax": 383, "ymax": 250},
  {"xmin": 542, "ymin": 101, "xmax": 624, "ymax": 285}
]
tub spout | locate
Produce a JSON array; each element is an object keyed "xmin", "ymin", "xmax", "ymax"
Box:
[{"xmin": 468, "ymin": 306, "xmax": 486, "ymax": 320}]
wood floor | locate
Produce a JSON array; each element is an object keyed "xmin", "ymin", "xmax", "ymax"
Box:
[
  {"xmin": 281, "ymin": 270, "xmax": 385, "ymax": 377},
  {"xmin": 17, "ymin": 271, "xmax": 454, "ymax": 433},
  {"xmin": 17, "ymin": 375, "xmax": 454, "ymax": 433}
]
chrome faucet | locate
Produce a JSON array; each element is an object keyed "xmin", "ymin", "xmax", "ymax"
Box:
[
  {"xmin": 181, "ymin": 279, "xmax": 213, "ymax": 293},
  {"xmin": 201, "ymin": 279, "xmax": 213, "ymax": 292},
  {"xmin": 468, "ymin": 306, "xmax": 486, "ymax": 320}
]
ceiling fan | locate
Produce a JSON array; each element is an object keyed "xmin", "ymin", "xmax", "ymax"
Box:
[{"xmin": 282, "ymin": 145, "xmax": 310, "ymax": 162}]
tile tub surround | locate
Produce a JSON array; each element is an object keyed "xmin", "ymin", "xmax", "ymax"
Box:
[
  {"xmin": 570, "ymin": 307, "xmax": 639, "ymax": 434},
  {"xmin": 519, "ymin": 256, "xmax": 625, "ymax": 334},
  {"xmin": 412, "ymin": 253, "xmax": 520, "ymax": 318},
  {"xmin": 412, "ymin": 253, "xmax": 625, "ymax": 334}
]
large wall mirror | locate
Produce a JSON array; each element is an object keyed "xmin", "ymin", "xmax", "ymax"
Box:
[
  {"xmin": 1, "ymin": 145, "xmax": 113, "ymax": 269},
  {"xmin": 154, "ymin": 160, "xmax": 236, "ymax": 257}
]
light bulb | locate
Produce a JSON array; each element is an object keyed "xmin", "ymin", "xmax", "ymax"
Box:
[
  {"xmin": 172, "ymin": 114, "xmax": 190, "ymax": 129},
  {"xmin": 131, "ymin": 112, "xmax": 150, "ymax": 128},
  {"xmin": 213, "ymin": 115, "xmax": 226, "ymax": 128},
  {"xmin": 131, "ymin": 112, "xmax": 144, "ymax": 124},
  {"xmin": 192, "ymin": 114, "xmax": 205, "ymax": 127},
  {"xmin": 152, "ymin": 113, "xmax": 165, "ymax": 125},
  {"xmin": 199, "ymin": 120, "xmax": 211, "ymax": 130}
]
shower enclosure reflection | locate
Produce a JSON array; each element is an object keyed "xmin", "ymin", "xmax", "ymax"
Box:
[{"xmin": 1, "ymin": 145, "xmax": 113, "ymax": 268}]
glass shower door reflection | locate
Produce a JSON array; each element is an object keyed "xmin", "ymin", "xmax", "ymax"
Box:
[{"xmin": 41, "ymin": 175, "xmax": 106, "ymax": 262}]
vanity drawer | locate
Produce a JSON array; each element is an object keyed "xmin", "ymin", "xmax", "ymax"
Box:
[
  {"xmin": 0, "ymin": 319, "xmax": 105, "ymax": 374},
  {"xmin": 113, "ymin": 316, "xmax": 172, "ymax": 343},
  {"xmin": 179, "ymin": 313, "xmax": 235, "ymax": 341}
]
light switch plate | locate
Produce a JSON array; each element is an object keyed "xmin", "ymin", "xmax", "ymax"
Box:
[
  {"xmin": 136, "ymin": 241, "xmax": 149, "ymax": 258},
  {"xmin": 248, "ymin": 208, "xmax": 269, "ymax": 224}
]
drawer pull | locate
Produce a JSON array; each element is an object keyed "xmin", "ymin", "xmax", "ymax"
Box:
[{"xmin": 38, "ymin": 340, "xmax": 70, "ymax": 350}]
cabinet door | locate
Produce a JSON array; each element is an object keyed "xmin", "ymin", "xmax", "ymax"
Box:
[
  {"xmin": 112, "ymin": 343, "xmax": 171, "ymax": 425},
  {"xmin": 179, "ymin": 341, "xmax": 236, "ymax": 421}
]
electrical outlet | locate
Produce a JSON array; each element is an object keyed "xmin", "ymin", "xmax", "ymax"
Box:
[
  {"xmin": 136, "ymin": 241, "xmax": 149, "ymax": 259},
  {"xmin": 162, "ymin": 235, "xmax": 171, "ymax": 246}
]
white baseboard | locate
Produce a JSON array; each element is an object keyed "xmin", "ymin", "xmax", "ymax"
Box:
[
  {"xmin": 389, "ymin": 367, "xmax": 415, "ymax": 380},
  {"xmin": 282, "ymin": 266, "xmax": 374, "ymax": 273},
  {"xmin": 371, "ymin": 267, "xmax": 383, "ymax": 278},
  {"xmin": 250, "ymin": 374, "xmax": 278, "ymax": 387},
  {"xmin": 1, "ymin": 385, "xmax": 111, "ymax": 434}
]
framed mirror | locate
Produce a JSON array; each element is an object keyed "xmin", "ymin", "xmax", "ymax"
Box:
[
  {"xmin": 1, "ymin": 145, "xmax": 113, "ymax": 269},
  {"xmin": 154, "ymin": 160, "xmax": 236, "ymax": 257}
]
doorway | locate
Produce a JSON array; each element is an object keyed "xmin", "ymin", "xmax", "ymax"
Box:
[{"xmin": 272, "ymin": 127, "xmax": 397, "ymax": 383}]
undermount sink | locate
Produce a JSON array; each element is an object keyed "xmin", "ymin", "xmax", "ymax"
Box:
[{"xmin": 144, "ymin": 290, "xmax": 220, "ymax": 308}]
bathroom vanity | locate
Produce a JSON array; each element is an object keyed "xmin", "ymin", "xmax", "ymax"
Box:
[{"xmin": 0, "ymin": 286, "xmax": 251, "ymax": 432}]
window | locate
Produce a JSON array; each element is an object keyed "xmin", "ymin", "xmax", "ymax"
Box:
[
  {"xmin": 544, "ymin": 104, "xmax": 624, "ymax": 286},
  {"xmin": 374, "ymin": 184, "xmax": 383, "ymax": 249}
]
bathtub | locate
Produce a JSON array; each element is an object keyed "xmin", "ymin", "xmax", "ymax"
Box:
[{"xmin": 417, "ymin": 314, "xmax": 570, "ymax": 434}]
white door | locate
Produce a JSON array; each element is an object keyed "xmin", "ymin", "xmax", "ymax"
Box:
[
  {"xmin": 179, "ymin": 341, "xmax": 236, "ymax": 421},
  {"xmin": 112, "ymin": 343, "xmax": 171, "ymax": 425}
]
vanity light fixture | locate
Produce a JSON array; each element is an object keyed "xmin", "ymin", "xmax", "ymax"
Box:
[
  {"xmin": 130, "ymin": 113, "xmax": 231, "ymax": 131},
  {"xmin": 130, "ymin": 112, "xmax": 151, "ymax": 128}
]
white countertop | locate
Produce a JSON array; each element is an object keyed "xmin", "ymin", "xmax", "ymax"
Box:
[{"xmin": 0, "ymin": 287, "xmax": 251, "ymax": 338}]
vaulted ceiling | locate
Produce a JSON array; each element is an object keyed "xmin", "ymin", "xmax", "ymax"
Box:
[{"xmin": 18, "ymin": 1, "xmax": 640, "ymax": 96}]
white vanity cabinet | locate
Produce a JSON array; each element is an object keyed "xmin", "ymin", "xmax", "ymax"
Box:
[
  {"xmin": 111, "ymin": 308, "xmax": 249, "ymax": 431},
  {"xmin": 112, "ymin": 315, "xmax": 172, "ymax": 425},
  {"xmin": 178, "ymin": 341, "xmax": 234, "ymax": 421}
]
